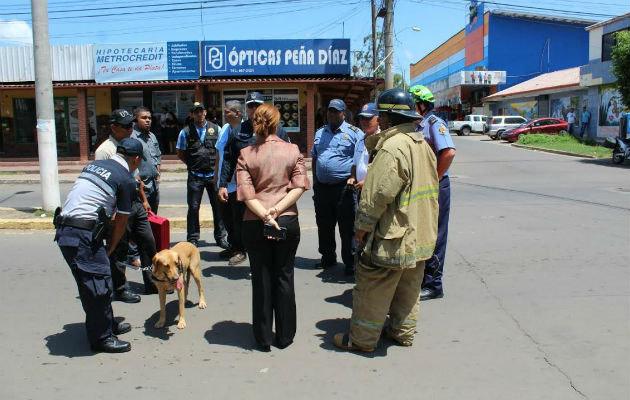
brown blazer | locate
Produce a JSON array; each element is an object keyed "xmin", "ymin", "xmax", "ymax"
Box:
[{"xmin": 236, "ymin": 135, "xmax": 311, "ymax": 221}]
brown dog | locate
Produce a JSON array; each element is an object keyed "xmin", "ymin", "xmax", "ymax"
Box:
[{"xmin": 151, "ymin": 242, "xmax": 206, "ymax": 329}]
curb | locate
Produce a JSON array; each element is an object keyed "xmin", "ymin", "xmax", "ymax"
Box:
[
  {"xmin": 0, "ymin": 218, "xmax": 214, "ymax": 230},
  {"xmin": 0, "ymin": 176, "xmax": 189, "ymax": 185},
  {"xmin": 511, "ymin": 144, "xmax": 598, "ymax": 159}
]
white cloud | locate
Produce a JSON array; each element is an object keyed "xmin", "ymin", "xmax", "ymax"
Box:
[
  {"xmin": 404, "ymin": 50, "xmax": 415, "ymax": 61},
  {"xmin": 0, "ymin": 20, "xmax": 33, "ymax": 45}
]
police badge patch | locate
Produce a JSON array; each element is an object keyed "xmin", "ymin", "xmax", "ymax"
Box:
[{"xmin": 438, "ymin": 125, "xmax": 447, "ymax": 134}]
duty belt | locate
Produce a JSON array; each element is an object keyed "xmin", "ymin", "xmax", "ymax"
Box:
[{"xmin": 55, "ymin": 215, "xmax": 97, "ymax": 230}]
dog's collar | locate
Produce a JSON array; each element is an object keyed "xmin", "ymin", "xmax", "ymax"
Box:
[{"xmin": 151, "ymin": 260, "xmax": 183, "ymax": 284}]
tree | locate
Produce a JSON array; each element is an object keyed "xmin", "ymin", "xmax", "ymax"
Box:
[
  {"xmin": 354, "ymin": 31, "xmax": 408, "ymax": 91},
  {"xmin": 611, "ymin": 30, "xmax": 630, "ymax": 108}
]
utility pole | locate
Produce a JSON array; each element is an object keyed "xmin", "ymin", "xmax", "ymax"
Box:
[
  {"xmin": 31, "ymin": 0, "xmax": 61, "ymax": 210},
  {"xmin": 383, "ymin": 0, "xmax": 394, "ymax": 89},
  {"xmin": 371, "ymin": 0, "xmax": 377, "ymax": 77}
]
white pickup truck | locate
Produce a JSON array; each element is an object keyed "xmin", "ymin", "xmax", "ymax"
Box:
[{"xmin": 447, "ymin": 115, "xmax": 489, "ymax": 136}]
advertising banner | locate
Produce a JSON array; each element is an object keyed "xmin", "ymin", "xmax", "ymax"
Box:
[
  {"xmin": 201, "ymin": 39, "xmax": 350, "ymax": 76},
  {"xmin": 68, "ymin": 96, "xmax": 97, "ymax": 143},
  {"xmin": 466, "ymin": 0, "xmax": 484, "ymax": 35},
  {"xmin": 457, "ymin": 70, "xmax": 506, "ymax": 85},
  {"xmin": 94, "ymin": 41, "xmax": 199, "ymax": 83}
]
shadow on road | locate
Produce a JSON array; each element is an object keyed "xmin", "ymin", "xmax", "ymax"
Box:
[
  {"xmin": 202, "ymin": 265, "xmax": 250, "ymax": 280},
  {"xmin": 577, "ymin": 158, "xmax": 630, "ymax": 169},
  {"xmin": 142, "ymin": 300, "xmax": 183, "ymax": 340},
  {"xmin": 294, "ymin": 256, "xmax": 319, "ymax": 270},
  {"xmin": 325, "ymin": 288, "xmax": 352, "ymax": 308},
  {"xmin": 205, "ymin": 320, "xmax": 254, "ymax": 351},
  {"xmin": 314, "ymin": 318, "xmax": 389, "ymax": 358},
  {"xmin": 44, "ymin": 323, "xmax": 93, "ymax": 358}
]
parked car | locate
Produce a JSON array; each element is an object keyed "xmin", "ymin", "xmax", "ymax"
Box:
[
  {"xmin": 448, "ymin": 114, "xmax": 488, "ymax": 136},
  {"xmin": 500, "ymin": 118, "xmax": 569, "ymax": 142},
  {"xmin": 487, "ymin": 115, "xmax": 527, "ymax": 140}
]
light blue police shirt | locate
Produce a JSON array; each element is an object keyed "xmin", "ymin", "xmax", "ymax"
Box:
[
  {"xmin": 416, "ymin": 112, "xmax": 455, "ymax": 177},
  {"xmin": 216, "ymin": 123, "xmax": 237, "ymax": 193},
  {"xmin": 311, "ymin": 121, "xmax": 364, "ymax": 184}
]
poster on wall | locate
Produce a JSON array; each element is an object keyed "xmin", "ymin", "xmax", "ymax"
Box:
[
  {"xmin": 599, "ymin": 85, "xmax": 626, "ymax": 126},
  {"xmin": 509, "ymin": 101, "xmax": 538, "ymax": 119},
  {"xmin": 176, "ymin": 90, "xmax": 196, "ymax": 121},
  {"xmin": 551, "ymin": 96, "xmax": 580, "ymax": 123},
  {"xmin": 274, "ymin": 92, "xmax": 300, "ymax": 133},
  {"xmin": 67, "ymin": 96, "xmax": 97, "ymax": 143},
  {"xmin": 460, "ymin": 71, "xmax": 506, "ymax": 85}
]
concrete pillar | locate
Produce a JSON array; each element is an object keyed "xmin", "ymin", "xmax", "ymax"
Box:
[
  {"xmin": 306, "ymin": 84, "xmax": 315, "ymax": 157},
  {"xmin": 77, "ymin": 88, "xmax": 89, "ymax": 162}
]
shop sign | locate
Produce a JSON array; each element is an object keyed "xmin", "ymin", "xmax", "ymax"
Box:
[
  {"xmin": 94, "ymin": 41, "xmax": 199, "ymax": 83},
  {"xmin": 451, "ymin": 70, "xmax": 506, "ymax": 86},
  {"xmin": 201, "ymin": 39, "xmax": 350, "ymax": 76}
]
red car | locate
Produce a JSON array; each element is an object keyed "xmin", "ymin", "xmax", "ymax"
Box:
[{"xmin": 500, "ymin": 118, "xmax": 569, "ymax": 142}]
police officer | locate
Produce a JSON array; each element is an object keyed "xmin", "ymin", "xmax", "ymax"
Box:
[
  {"xmin": 218, "ymin": 92, "xmax": 290, "ymax": 266},
  {"xmin": 311, "ymin": 99, "xmax": 364, "ymax": 275},
  {"xmin": 333, "ymin": 89, "xmax": 439, "ymax": 352},
  {"xmin": 55, "ymin": 138, "xmax": 145, "ymax": 353},
  {"xmin": 176, "ymin": 102, "xmax": 227, "ymax": 249},
  {"xmin": 132, "ymin": 106, "xmax": 161, "ymax": 212},
  {"xmin": 409, "ymin": 85, "xmax": 456, "ymax": 301}
]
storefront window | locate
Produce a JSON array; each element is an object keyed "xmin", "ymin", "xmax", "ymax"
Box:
[
  {"xmin": 152, "ymin": 90, "xmax": 195, "ymax": 122},
  {"xmin": 119, "ymin": 91, "xmax": 143, "ymax": 114},
  {"xmin": 223, "ymin": 88, "xmax": 300, "ymax": 132},
  {"xmin": 13, "ymin": 98, "xmax": 36, "ymax": 143}
]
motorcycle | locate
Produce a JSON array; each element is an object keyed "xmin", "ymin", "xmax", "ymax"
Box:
[{"xmin": 606, "ymin": 137, "xmax": 630, "ymax": 164}]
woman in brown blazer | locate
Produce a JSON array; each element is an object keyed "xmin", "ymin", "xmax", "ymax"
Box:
[{"xmin": 236, "ymin": 104, "xmax": 311, "ymax": 352}]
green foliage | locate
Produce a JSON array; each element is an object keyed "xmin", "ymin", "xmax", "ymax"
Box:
[
  {"xmin": 517, "ymin": 134, "xmax": 612, "ymax": 158},
  {"xmin": 354, "ymin": 31, "xmax": 408, "ymax": 91},
  {"xmin": 611, "ymin": 30, "xmax": 630, "ymax": 108}
]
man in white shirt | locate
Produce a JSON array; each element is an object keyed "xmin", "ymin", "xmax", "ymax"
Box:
[
  {"xmin": 566, "ymin": 107, "xmax": 576, "ymax": 135},
  {"xmin": 347, "ymin": 103, "xmax": 380, "ymax": 192}
]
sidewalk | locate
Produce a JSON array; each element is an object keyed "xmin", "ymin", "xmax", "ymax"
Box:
[{"xmin": 0, "ymin": 204, "xmax": 214, "ymax": 230}]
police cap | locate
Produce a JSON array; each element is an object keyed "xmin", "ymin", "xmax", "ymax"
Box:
[{"xmin": 117, "ymin": 138, "xmax": 147, "ymax": 160}]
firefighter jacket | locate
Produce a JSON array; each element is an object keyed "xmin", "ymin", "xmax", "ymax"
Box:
[{"xmin": 355, "ymin": 122, "xmax": 439, "ymax": 269}]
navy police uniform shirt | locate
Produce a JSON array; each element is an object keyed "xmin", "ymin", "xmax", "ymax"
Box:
[
  {"xmin": 56, "ymin": 155, "xmax": 136, "ymax": 275},
  {"xmin": 416, "ymin": 112, "xmax": 455, "ymax": 177},
  {"xmin": 311, "ymin": 121, "xmax": 364, "ymax": 184}
]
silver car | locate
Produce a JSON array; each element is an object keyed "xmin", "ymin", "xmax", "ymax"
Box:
[{"xmin": 487, "ymin": 116, "xmax": 527, "ymax": 140}]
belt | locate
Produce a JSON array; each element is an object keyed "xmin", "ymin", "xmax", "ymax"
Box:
[{"xmin": 56, "ymin": 215, "xmax": 97, "ymax": 230}]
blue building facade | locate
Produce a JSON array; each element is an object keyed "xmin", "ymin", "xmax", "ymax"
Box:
[{"xmin": 409, "ymin": 9, "xmax": 592, "ymax": 117}]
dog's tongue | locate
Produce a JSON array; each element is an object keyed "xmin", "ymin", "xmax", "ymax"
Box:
[{"xmin": 176, "ymin": 279, "xmax": 183, "ymax": 290}]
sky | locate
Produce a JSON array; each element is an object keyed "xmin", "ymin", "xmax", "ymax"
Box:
[{"xmin": 0, "ymin": 0, "xmax": 628, "ymax": 81}]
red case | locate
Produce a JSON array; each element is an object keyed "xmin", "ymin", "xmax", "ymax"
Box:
[{"xmin": 148, "ymin": 211, "xmax": 170, "ymax": 251}]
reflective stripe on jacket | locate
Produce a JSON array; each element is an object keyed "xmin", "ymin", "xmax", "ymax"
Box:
[{"xmin": 355, "ymin": 122, "xmax": 439, "ymax": 269}]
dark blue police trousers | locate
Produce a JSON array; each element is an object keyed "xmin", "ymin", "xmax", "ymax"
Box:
[
  {"xmin": 422, "ymin": 176, "xmax": 451, "ymax": 293},
  {"xmin": 313, "ymin": 181, "xmax": 357, "ymax": 268},
  {"xmin": 186, "ymin": 173, "xmax": 227, "ymax": 244},
  {"xmin": 56, "ymin": 227, "xmax": 114, "ymax": 345}
]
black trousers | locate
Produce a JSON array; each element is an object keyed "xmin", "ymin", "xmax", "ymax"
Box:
[
  {"xmin": 219, "ymin": 191, "xmax": 246, "ymax": 252},
  {"xmin": 242, "ymin": 215, "xmax": 300, "ymax": 348},
  {"xmin": 57, "ymin": 228, "xmax": 114, "ymax": 346},
  {"xmin": 313, "ymin": 182, "xmax": 357, "ymax": 268},
  {"xmin": 144, "ymin": 178, "xmax": 160, "ymax": 213},
  {"xmin": 109, "ymin": 200, "xmax": 155, "ymax": 292},
  {"xmin": 186, "ymin": 173, "xmax": 227, "ymax": 244}
]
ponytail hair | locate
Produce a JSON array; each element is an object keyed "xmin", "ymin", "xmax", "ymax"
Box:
[{"xmin": 252, "ymin": 104, "xmax": 280, "ymax": 139}]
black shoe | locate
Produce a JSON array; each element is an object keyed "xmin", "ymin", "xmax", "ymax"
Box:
[
  {"xmin": 91, "ymin": 336, "xmax": 131, "ymax": 353},
  {"xmin": 275, "ymin": 339, "xmax": 293, "ymax": 349},
  {"xmin": 344, "ymin": 265, "xmax": 355, "ymax": 276},
  {"xmin": 420, "ymin": 288, "xmax": 444, "ymax": 301},
  {"xmin": 218, "ymin": 248, "xmax": 233, "ymax": 259},
  {"xmin": 257, "ymin": 344, "xmax": 271, "ymax": 352},
  {"xmin": 188, "ymin": 239, "xmax": 199, "ymax": 247},
  {"xmin": 114, "ymin": 290, "xmax": 141, "ymax": 303},
  {"xmin": 314, "ymin": 258, "xmax": 337, "ymax": 269},
  {"xmin": 113, "ymin": 322, "xmax": 131, "ymax": 335}
]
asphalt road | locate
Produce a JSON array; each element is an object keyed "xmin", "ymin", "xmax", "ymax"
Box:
[{"xmin": 0, "ymin": 135, "xmax": 628, "ymax": 399}]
